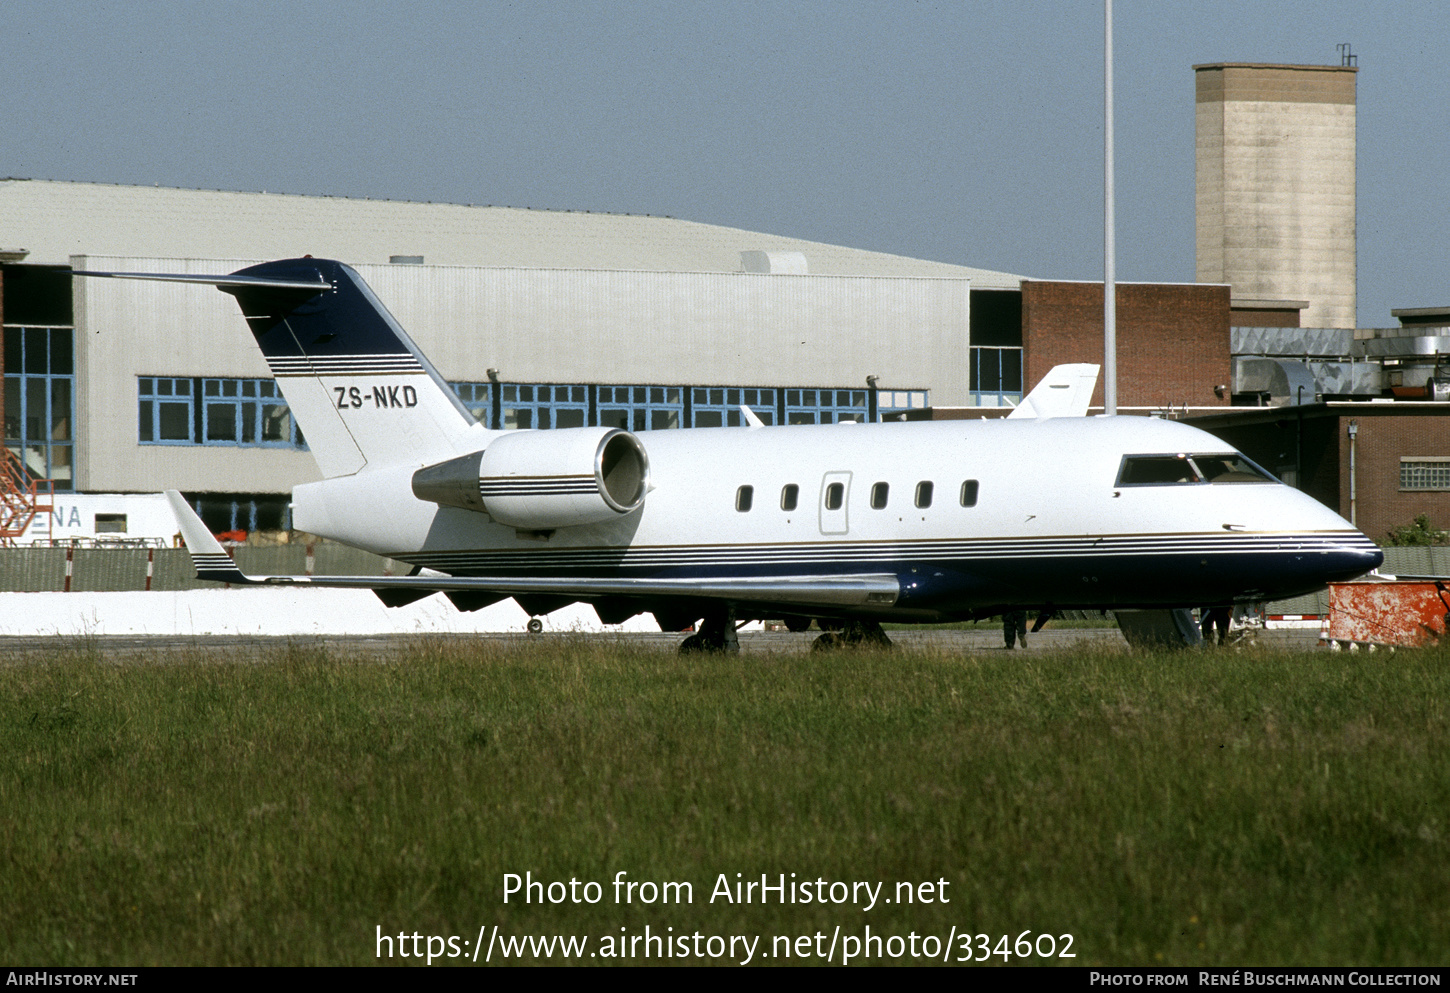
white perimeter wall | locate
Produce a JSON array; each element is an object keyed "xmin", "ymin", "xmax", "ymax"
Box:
[{"xmin": 0, "ymin": 590, "xmax": 693, "ymax": 637}]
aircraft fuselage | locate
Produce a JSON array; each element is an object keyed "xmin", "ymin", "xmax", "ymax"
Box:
[{"xmin": 292, "ymin": 413, "xmax": 1380, "ymax": 621}]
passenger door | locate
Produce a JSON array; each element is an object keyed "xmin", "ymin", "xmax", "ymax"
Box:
[{"xmin": 819, "ymin": 471, "xmax": 852, "ymax": 535}]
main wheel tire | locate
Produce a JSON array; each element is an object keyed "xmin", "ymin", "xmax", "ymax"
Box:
[{"xmin": 526, "ymin": 617, "xmax": 544, "ymax": 634}]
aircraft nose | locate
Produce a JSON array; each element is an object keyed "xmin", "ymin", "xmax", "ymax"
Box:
[
  {"xmin": 1322, "ymin": 535, "xmax": 1383, "ymax": 582},
  {"xmin": 1353, "ymin": 543, "xmax": 1385, "ymax": 574}
]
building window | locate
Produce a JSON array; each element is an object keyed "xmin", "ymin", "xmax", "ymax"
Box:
[
  {"xmin": 969, "ymin": 347, "xmax": 1023, "ymax": 406},
  {"xmin": 785, "ymin": 388, "xmax": 868, "ymax": 424},
  {"xmin": 493, "ymin": 383, "xmax": 589, "ymax": 430},
  {"xmin": 601, "ymin": 385, "xmax": 682, "ymax": 431},
  {"xmin": 95, "ymin": 513, "xmax": 128, "ymax": 534},
  {"xmin": 4, "ymin": 325, "xmax": 76, "ymax": 491},
  {"xmin": 138, "ymin": 377, "xmax": 193, "ymax": 443},
  {"xmin": 451, "ymin": 381, "xmax": 492, "ymax": 424},
  {"xmin": 448, "ymin": 381, "xmax": 929, "ymax": 431},
  {"xmin": 189, "ymin": 494, "xmax": 292, "ymax": 533},
  {"xmin": 694, "ymin": 387, "xmax": 773, "ymax": 427},
  {"xmin": 877, "ymin": 390, "xmax": 930, "ymax": 420},
  {"xmin": 1400, "ymin": 458, "xmax": 1450, "ymax": 491},
  {"xmin": 139, "ymin": 377, "xmax": 304, "ymax": 448}
]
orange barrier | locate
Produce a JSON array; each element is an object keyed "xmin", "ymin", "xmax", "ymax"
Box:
[{"xmin": 1325, "ymin": 579, "xmax": 1450, "ymax": 650}]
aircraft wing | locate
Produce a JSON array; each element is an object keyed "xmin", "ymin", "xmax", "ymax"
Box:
[
  {"xmin": 1006, "ymin": 363, "xmax": 1101, "ymax": 420},
  {"xmin": 165, "ymin": 492, "xmax": 899, "ymax": 609}
]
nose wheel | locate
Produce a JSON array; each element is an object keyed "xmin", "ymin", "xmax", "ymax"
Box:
[{"xmin": 526, "ymin": 617, "xmax": 544, "ymax": 634}]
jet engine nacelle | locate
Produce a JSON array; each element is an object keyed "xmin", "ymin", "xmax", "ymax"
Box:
[{"xmin": 411, "ymin": 427, "xmax": 649, "ymax": 529}]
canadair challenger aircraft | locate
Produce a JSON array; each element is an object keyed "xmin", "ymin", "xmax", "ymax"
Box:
[{"xmin": 76, "ymin": 258, "xmax": 1382, "ymax": 650}]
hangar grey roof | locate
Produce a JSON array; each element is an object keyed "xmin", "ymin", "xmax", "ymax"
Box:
[{"xmin": 0, "ymin": 179, "xmax": 1026, "ymax": 288}]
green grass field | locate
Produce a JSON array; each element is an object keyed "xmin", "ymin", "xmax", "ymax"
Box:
[{"xmin": 2, "ymin": 636, "xmax": 1446, "ymax": 966}]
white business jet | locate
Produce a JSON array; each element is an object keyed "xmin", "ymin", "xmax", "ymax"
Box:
[{"xmin": 77, "ymin": 259, "xmax": 1381, "ymax": 650}]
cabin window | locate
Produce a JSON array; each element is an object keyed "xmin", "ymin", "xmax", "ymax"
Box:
[
  {"xmin": 870, "ymin": 482, "xmax": 889, "ymax": 509},
  {"xmin": 915, "ymin": 481, "xmax": 933, "ymax": 508},
  {"xmin": 735, "ymin": 485, "xmax": 754, "ymax": 512},
  {"xmin": 960, "ymin": 480, "xmax": 979, "ymax": 507},
  {"xmin": 825, "ymin": 482, "xmax": 845, "ymax": 511},
  {"xmin": 781, "ymin": 484, "xmax": 799, "ymax": 511}
]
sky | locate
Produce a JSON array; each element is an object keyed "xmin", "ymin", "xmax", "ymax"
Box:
[{"xmin": 4, "ymin": 0, "xmax": 1446, "ymax": 326}]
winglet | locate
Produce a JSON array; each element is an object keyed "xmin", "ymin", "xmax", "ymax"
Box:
[
  {"xmin": 1006, "ymin": 363, "xmax": 1101, "ymax": 420},
  {"xmin": 165, "ymin": 490, "xmax": 255, "ymax": 584}
]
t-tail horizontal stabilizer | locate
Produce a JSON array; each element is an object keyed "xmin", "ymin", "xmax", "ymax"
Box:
[{"xmin": 1006, "ymin": 363, "xmax": 1101, "ymax": 420}]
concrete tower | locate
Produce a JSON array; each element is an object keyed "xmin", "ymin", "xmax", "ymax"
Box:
[{"xmin": 1195, "ymin": 63, "xmax": 1357, "ymax": 328}]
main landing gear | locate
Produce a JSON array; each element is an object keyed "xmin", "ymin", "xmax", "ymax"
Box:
[
  {"xmin": 679, "ymin": 605, "xmax": 741, "ymax": 654},
  {"xmin": 677, "ymin": 610, "xmax": 895, "ymax": 654},
  {"xmin": 811, "ymin": 620, "xmax": 893, "ymax": 651}
]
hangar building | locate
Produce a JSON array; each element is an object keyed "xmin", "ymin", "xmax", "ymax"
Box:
[{"xmin": 1, "ymin": 179, "xmax": 1033, "ymax": 533}]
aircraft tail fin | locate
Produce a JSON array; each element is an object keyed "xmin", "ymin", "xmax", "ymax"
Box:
[
  {"xmin": 1006, "ymin": 363, "xmax": 1101, "ymax": 420},
  {"xmin": 76, "ymin": 259, "xmax": 483, "ymax": 477}
]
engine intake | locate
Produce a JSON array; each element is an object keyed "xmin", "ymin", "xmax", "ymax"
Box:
[{"xmin": 412, "ymin": 427, "xmax": 649, "ymax": 529}]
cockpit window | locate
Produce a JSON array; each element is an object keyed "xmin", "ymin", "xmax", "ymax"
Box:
[
  {"xmin": 1116, "ymin": 453, "xmax": 1277, "ymax": 487},
  {"xmin": 1190, "ymin": 454, "xmax": 1277, "ymax": 483},
  {"xmin": 1117, "ymin": 454, "xmax": 1201, "ymax": 485}
]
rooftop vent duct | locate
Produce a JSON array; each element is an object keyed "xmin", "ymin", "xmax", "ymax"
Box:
[{"xmin": 740, "ymin": 251, "xmax": 807, "ymax": 275}]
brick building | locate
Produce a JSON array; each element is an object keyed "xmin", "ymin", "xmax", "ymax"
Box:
[
  {"xmin": 1020, "ymin": 280, "xmax": 1232, "ymax": 411},
  {"xmin": 1185, "ymin": 405, "xmax": 1450, "ymax": 544}
]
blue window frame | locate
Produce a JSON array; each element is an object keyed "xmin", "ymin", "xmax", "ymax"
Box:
[
  {"xmin": 445, "ymin": 381, "xmax": 927, "ymax": 430},
  {"xmin": 497, "ymin": 383, "xmax": 589, "ymax": 430},
  {"xmin": 692, "ymin": 387, "xmax": 774, "ymax": 427},
  {"xmin": 969, "ymin": 347, "xmax": 1023, "ymax": 406},
  {"xmin": 4, "ymin": 325, "xmax": 76, "ymax": 491},
  {"xmin": 202, "ymin": 379, "xmax": 301, "ymax": 446},
  {"xmin": 189, "ymin": 494, "xmax": 292, "ymax": 533},
  {"xmin": 599, "ymin": 385, "xmax": 682, "ymax": 431},
  {"xmin": 451, "ymin": 381, "xmax": 492, "ymax": 424},
  {"xmin": 785, "ymin": 388, "xmax": 868, "ymax": 425},
  {"xmin": 137, "ymin": 377, "xmax": 193, "ymax": 443},
  {"xmin": 876, "ymin": 390, "xmax": 930, "ymax": 420},
  {"xmin": 139, "ymin": 377, "xmax": 304, "ymax": 448}
]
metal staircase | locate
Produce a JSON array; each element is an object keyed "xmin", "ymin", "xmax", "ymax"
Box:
[{"xmin": 0, "ymin": 447, "xmax": 53, "ymax": 545}]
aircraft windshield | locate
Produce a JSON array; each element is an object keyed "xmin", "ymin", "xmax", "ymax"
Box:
[
  {"xmin": 1117, "ymin": 453, "xmax": 1276, "ymax": 487},
  {"xmin": 1189, "ymin": 454, "xmax": 1277, "ymax": 483}
]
